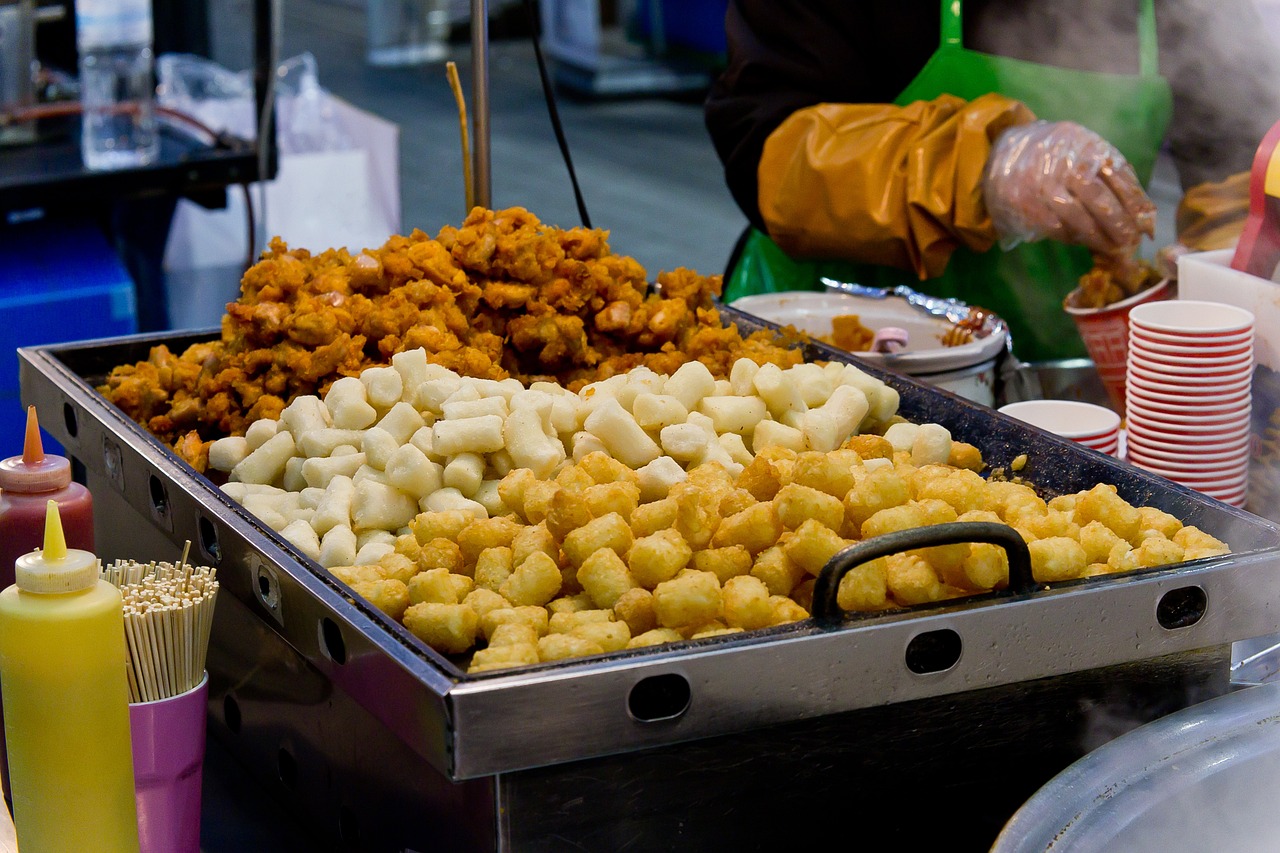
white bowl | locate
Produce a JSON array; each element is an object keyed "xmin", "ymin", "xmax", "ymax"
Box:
[
  {"xmin": 1129, "ymin": 300, "xmax": 1256, "ymax": 335},
  {"xmin": 729, "ymin": 291, "xmax": 1007, "ymax": 374},
  {"xmin": 997, "ymin": 400, "xmax": 1121, "ymax": 440}
]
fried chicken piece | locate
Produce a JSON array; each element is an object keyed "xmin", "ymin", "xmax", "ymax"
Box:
[{"xmin": 99, "ymin": 206, "xmax": 804, "ymax": 473}]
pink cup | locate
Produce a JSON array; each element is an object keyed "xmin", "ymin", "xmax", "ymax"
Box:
[{"xmin": 129, "ymin": 674, "xmax": 207, "ymax": 853}]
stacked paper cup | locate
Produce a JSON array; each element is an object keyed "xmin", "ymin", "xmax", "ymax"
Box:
[
  {"xmin": 1125, "ymin": 300, "xmax": 1255, "ymax": 507},
  {"xmin": 997, "ymin": 400, "xmax": 1122, "ymax": 456}
]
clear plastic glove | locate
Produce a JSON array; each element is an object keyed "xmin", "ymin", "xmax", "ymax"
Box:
[{"xmin": 983, "ymin": 120, "xmax": 1156, "ymax": 255}]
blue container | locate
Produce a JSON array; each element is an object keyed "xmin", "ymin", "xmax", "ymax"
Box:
[{"xmin": 0, "ymin": 219, "xmax": 138, "ymax": 456}]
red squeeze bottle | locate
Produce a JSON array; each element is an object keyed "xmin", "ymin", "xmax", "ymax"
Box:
[{"xmin": 0, "ymin": 406, "xmax": 94, "ymax": 589}]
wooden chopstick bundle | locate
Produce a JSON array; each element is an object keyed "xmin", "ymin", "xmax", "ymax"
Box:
[{"xmin": 101, "ymin": 546, "xmax": 219, "ymax": 704}]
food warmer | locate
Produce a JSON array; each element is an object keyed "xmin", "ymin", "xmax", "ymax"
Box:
[{"xmin": 18, "ymin": 306, "xmax": 1280, "ymax": 851}]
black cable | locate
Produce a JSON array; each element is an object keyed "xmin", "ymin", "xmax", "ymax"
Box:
[
  {"xmin": 241, "ymin": 183, "xmax": 257, "ymax": 271},
  {"xmin": 522, "ymin": 0, "xmax": 591, "ymax": 228}
]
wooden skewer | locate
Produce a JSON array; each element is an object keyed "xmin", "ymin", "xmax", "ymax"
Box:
[{"xmin": 446, "ymin": 60, "xmax": 474, "ymax": 216}]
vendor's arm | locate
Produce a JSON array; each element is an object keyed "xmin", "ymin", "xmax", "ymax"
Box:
[{"xmin": 758, "ymin": 93, "xmax": 1033, "ymax": 278}]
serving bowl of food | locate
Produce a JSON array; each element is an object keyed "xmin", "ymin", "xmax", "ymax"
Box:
[{"xmin": 730, "ymin": 287, "xmax": 1009, "ymax": 406}]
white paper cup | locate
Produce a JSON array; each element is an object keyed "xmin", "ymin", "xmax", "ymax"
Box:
[
  {"xmin": 997, "ymin": 400, "xmax": 1121, "ymax": 440},
  {"xmin": 1124, "ymin": 389, "xmax": 1252, "ymax": 415},
  {"xmin": 1129, "ymin": 335, "xmax": 1254, "ymax": 358},
  {"xmin": 1125, "ymin": 401, "xmax": 1251, "ymax": 427},
  {"xmin": 1126, "ymin": 362, "xmax": 1254, "ymax": 389},
  {"xmin": 1128, "ymin": 350, "xmax": 1254, "ymax": 370},
  {"xmin": 1129, "ymin": 300, "xmax": 1256, "ymax": 336},
  {"xmin": 1125, "ymin": 375, "xmax": 1253, "ymax": 402}
]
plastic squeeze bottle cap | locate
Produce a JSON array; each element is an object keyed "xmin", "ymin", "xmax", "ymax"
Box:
[
  {"xmin": 0, "ymin": 406, "xmax": 71, "ymax": 493},
  {"xmin": 15, "ymin": 501, "xmax": 99, "ymax": 593}
]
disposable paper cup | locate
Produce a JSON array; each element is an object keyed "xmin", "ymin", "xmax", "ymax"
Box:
[
  {"xmin": 1128, "ymin": 300, "xmax": 1256, "ymax": 336},
  {"xmin": 1125, "ymin": 442, "xmax": 1251, "ymax": 465},
  {"xmin": 1123, "ymin": 392, "xmax": 1252, "ymax": 416},
  {"xmin": 1125, "ymin": 428, "xmax": 1252, "ymax": 455},
  {"xmin": 1126, "ymin": 421, "xmax": 1252, "ymax": 444},
  {"xmin": 997, "ymin": 400, "xmax": 1122, "ymax": 440},
  {"xmin": 1124, "ymin": 402, "xmax": 1251, "ymax": 427},
  {"xmin": 1128, "ymin": 335, "xmax": 1254, "ymax": 358},
  {"xmin": 130, "ymin": 674, "xmax": 208, "ymax": 853},
  {"xmin": 1128, "ymin": 326, "xmax": 1253, "ymax": 347},
  {"xmin": 1128, "ymin": 455, "xmax": 1250, "ymax": 479},
  {"xmin": 1127, "ymin": 350, "xmax": 1254, "ymax": 370},
  {"xmin": 1126, "ymin": 362, "xmax": 1254, "ymax": 388},
  {"xmin": 1124, "ymin": 374, "xmax": 1254, "ymax": 401},
  {"xmin": 1125, "ymin": 422, "xmax": 1251, "ymax": 444},
  {"xmin": 1063, "ymin": 278, "xmax": 1173, "ymax": 412}
]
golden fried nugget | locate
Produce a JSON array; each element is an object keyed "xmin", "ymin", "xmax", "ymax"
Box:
[
  {"xmin": 489, "ymin": 622, "xmax": 540, "ymax": 647},
  {"xmin": 631, "ymin": 497, "xmax": 679, "ymax": 537},
  {"xmin": 546, "ymin": 488, "xmax": 595, "ymax": 541},
  {"xmin": 479, "ymin": 605, "xmax": 550, "ymax": 641},
  {"xmin": 349, "ymin": 578, "xmax": 411, "ymax": 620},
  {"xmin": 843, "ymin": 466, "xmax": 912, "ymax": 533},
  {"xmin": 783, "ymin": 519, "xmax": 851, "ymax": 576},
  {"xmin": 407, "ymin": 568, "xmax": 461, "ymax": 605},
  {"xmin": 774, "ymin": 483, "xmax": 846, "ymax": 532},
  {"xmin": 546, "ymin": 592, "xmax": 595, "ymax": 615},
  {"xmin": 885, "ymin": 553, "xmax": 946, "ymax": 606},
  {"xmin": 791, "ymin": 451, "xmax": 858, "ymax": 499},
  {"xmin": 751, "ymin": 545, "xmax": 808, "ymax": 596},
  {"xmin": 1132, "ymin": 536, "xmax": 1185, "ymax": 568},
  {"xmin": 563, "ymin": 512, "xmax": 634, "ymax": 568},
  {"xmin": 947, "ymin": 441, "xmax": 985, "ymax": 472},
  {"xmin": 1028, "ymin": 537, "xmax": 1088, "ymax": 582},
  {"xmin": 570, "ymin": 621, "xmax": 631, "ymax": 652},
  {"xmin": 416, "ymin": 537, "xmax": 465, "ymax": 574},
  {"xmin": 548, "ymin": 609, "xmax": 615, "ymax": 634},
  {"xmin": 585, "ymin": 481, "xmax": 641, "ymax": 522},
  {"xmin": 538, "ymin": 633, "xmax": 606, "ymax": 661},
  {"xmin": 627, "ymin": 628, "xmax": 686, "ymax": 648},
  {"xmin": 613, "ymin": 587, "xmax": 658, "ymax": 636},
  {"xmin": 628, "ymin": 529, "xmax": 694, "ymax": 589},
  {"xmin": 511, "ymin": 522, "xmax": 558, "ymax": 567},
  {"xmin": 722, "ymin": 575, "xmax": 775, "ymax": 630},
  {"xmin": 577, "ymin": 548, "xmax": 637, "ymax": 609},
  {"xmin": 468, "ymin": 643, "xmax": 539, "ymax": 672},
  {"xmin": 474, "ymin": 546, "xmax": 514, "ymax": 593},
  {"xmin": 691, "ymin": 545, "xmax": 753, "ymax": 585},
  {"xmin": 653, "ymin": 570, "xmax": 723, "ymax": 628},
  {"xmin": 835, "ymin": 556, "xmax": 889, "ymax": 611},
  {"xmin": 1073, "ymin": 484, "xmax": 1141, "ymax": 545},
  {"xmin": 499, "ymin": 551, "xmax": 563, "ymax": 606},
  {"xmin": 411, "ymin": 510, "xmax": 473, "ymax": 545},
  {"xmin": 404, "ymin": 602, "xmax": 479, "ymax": 654},
  {"xmin": 711, "ymin": 502, "xmax": 782, "ymax": 555}
]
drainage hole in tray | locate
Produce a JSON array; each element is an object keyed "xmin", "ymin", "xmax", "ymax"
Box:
[
  {"xmin": 338, "ymin": 805, "xmax": 360, "ymax": 846},
  {"xmin": 148, "ymin": 474, "xmax": 168, "ymax": 518},
  {"xmin": 1157, "ymin": 586, "xmax": 1208, "ymax": 630},
  {"xmin": 628, "ymin": 673, "xmax": 692, "ymax": 722},
  {"xmin": 905, "ymin": 629, "xmax": 963, "ymax": 674},
  {"xmin": 320, "ymin": 617, "xmax": 347, "ymax": 665},
  {"xmin": 277, "ymin": 746, "xmax": 298, "ymax": 790},
  {"xmin": 223, "ymin": 693, "xmax": 242, "ymax": 735},
  {"xmin": 198, "ymin": 516, "xmax": 222, "ymax": 563},
  {"xmin": 62, "ymin": 403, "xmax": 77, "ymax": 438}
]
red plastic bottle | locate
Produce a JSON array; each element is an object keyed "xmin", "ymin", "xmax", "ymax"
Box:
[{"xmin": 0, "ymin": 407, "xmax": 94, "ymax": 586}]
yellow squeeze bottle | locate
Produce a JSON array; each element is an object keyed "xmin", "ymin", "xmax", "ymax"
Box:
[{"xmin": 0, "ymin": 501, "xmax": 139, "ymax": 852}]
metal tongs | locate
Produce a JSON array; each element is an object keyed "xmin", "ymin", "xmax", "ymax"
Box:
[{"xmin": 1230, "ymin": 118, "xmax": 1280, "ymax": 279}]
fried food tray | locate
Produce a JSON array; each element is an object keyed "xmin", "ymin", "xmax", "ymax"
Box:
[{"xmin": 17, "ymin": 311, "xmax": 1280, "ymax": 849}]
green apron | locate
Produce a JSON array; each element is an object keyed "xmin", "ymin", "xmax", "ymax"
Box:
[{"xmin": 725, "ymin": 0, "xmax": 1174, "ymax": 362}]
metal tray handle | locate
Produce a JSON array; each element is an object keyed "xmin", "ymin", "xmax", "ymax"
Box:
[{"xmin": 812, "ymin": 521, "xmax": 1035, "ymax": 619}]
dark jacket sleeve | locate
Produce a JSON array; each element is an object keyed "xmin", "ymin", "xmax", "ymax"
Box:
[{"xmin": 704, "ymin": 0, "xmax": 940, "ymax": 231}]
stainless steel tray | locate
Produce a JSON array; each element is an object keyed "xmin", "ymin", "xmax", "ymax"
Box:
[{"xmin": 19, "ymin": 306, "xmax": 1280, "ymax": 788}]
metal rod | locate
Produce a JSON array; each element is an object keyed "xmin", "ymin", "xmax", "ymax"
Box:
[{"xmin": 470, "ymin": 0, "xmax": 492, "ymax": 209}]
